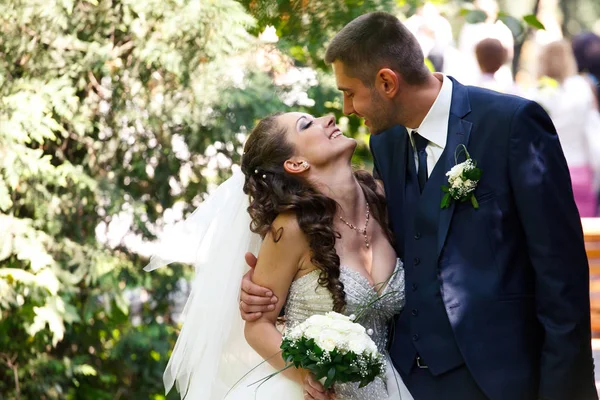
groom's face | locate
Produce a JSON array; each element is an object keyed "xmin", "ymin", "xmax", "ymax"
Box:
[{"xmin": 332, "ymin": 61, "xmax": 395, "ymax": 134}]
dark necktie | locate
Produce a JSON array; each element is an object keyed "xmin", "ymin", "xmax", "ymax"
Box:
[{"xmin": 413, "ymin": 131, "xmax": 429, "ymax": 193}]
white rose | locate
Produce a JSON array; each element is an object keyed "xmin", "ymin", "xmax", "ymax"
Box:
[
  {"xmin": 328, "ymin": 319, "xmax": 352, "ymax": 334},
  {"xmin": 315, "ymin": 329, "xmax": 344, "ymax": 351},
  {"xmin": 309, "ymin": 314, "xmax": 329, "ymax": 326},
  {"xmin": 452, "ymin": 176, "xmax": 464, "ymax": 188},
  {"xmin": 348, "ymin": 337, "xmax": 367, "ymax": 354},
  {"xmin": 364, "ymin": 340, "xmax": 379, "ymax": 356},
  {"xmin": 304, "ymin": 325, "xmax": 322, "ymax": 340},
  {"xmin": 303, "ymin": 315, "xmax": 330, "ymax": 331},
  {"xmin": 326, "ymin": 311, "xmax": 350, "ymax": 322},
  {"xmin": 348, "ymin": 322, "xmax": 366, "ymax": 335},
  {"xmin": 286, "ymin": 329, "xmax": 302, "ymax": 341},
  {"xmin": 288, "ymin": 323, "xmax": 304, "ymax": 338},
  {"xmin": 446, "ymin": 164, "xmax": 464, "ymax": 180},
  {"xmin": 315, "ymin": 336, "xmax": 337, "ymax": 352}
]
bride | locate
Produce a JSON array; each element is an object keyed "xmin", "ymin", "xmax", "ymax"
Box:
[{"xmin": 145, "ymin": 112, "xmax": 414, "ymax": 400}]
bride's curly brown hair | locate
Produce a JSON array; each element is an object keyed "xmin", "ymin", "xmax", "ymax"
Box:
[{"xmin": 240, "ymin": 114, "xmax": 392, "ymax": 313}]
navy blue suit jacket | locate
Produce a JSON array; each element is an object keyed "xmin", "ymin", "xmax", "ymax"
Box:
[{"xmin": 370, "ymin": 78, "xmax": 597, "ymax": 400}]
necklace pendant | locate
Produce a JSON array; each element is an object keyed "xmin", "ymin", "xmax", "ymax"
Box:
[{"xmin": 338, "ymin": 200, "xmax": 371, "ymax": 248}]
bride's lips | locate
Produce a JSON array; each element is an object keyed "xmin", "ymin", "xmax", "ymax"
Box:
[{"xmin": 329, "ymin": 128, "xmax": 342, "ymax": 139}]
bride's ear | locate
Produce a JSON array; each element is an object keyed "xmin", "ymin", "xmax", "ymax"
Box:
[{"xmin": 284, "ymin": 159, "xmax": 310, "ymax": 175}]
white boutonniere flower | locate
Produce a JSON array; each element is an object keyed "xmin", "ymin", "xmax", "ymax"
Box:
[{"xmin": 441, "ymin": 144, "xmax": 482, "ymax": 209}]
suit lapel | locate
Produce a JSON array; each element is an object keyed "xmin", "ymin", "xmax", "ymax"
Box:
[
  {"xmin": 390, "ymin": 126, "xmax": 409, "ymax": 254},
  {"xmin": 393, "ymin": 126, "xmax": 408, "ymax": 204},
  {"xmin": 370, "ymin": 125, "xmax": 409, "ymax": 255},
  {"xmin": 436, "ymin": 78, "xmax": 473, "ymax": 258}
]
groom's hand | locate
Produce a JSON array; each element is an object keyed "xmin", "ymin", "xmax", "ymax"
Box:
[{"xmin": 239, "ymin": 252, "xmax": 278, "ymax": 321}]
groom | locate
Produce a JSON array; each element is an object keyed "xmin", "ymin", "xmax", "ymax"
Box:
[{"xmin": 239, "ymin": 12, "xmax": 597, "ymax": 400}]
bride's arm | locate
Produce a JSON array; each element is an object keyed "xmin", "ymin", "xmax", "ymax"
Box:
[{"xmin": 244, "ymin": 213, "xmax": 310, "ymax": 384}]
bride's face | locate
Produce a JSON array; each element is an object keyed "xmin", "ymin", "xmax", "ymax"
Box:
[{"xmin": 277, "ymin": 112, "xmax": 356, "ymax": 169}]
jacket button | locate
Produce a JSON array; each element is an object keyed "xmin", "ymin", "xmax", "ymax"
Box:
[
  {"xmin": 414, "ymin": 232, "xmax": 421, "ymax": 240},
  {"xmin": 412, "ymin": 334, "xmax": 420, "ymax": 341},
  {"xmin": 414, "ymin": 257, "xmax": 421, "ymax": 266},
  {"xmin": 411, "ymin": 309, "xmax": 419, "ymax": 316}
]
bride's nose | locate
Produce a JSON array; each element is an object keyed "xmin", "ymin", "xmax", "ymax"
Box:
[{"xmin": 324, "ymin": 115, "xmax": 335, "ymax": 127}]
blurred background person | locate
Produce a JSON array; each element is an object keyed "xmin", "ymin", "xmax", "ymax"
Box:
[
  {"xmin": 453, "ymin": 0, "xmax": 514, "ymax": 86},
  {"xmin": 572, "ymin": 32, "xmax": 600, "ymax": 110},
  {"xmin": 474, "ymin": 38, "xmax": 520, "ymax": 95},
  {"xmin": 573, "ymin": 32, "xmax": 600, "ymax": 213},
  {"xmin": 404, "ymin": 2, "xmax": 454, "ymax": 72},
  {"xmin": 534, "ymin": 40, "xmax": 600, "ymax": 217}
]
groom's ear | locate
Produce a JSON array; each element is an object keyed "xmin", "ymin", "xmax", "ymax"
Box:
[{"xmin": 375, "ymin": 68, "xmax": 401, "ymax": 99}]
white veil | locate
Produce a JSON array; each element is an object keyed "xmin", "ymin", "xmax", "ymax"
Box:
[{"xmin": 144, "ymin": 167, "xmax": 264, "ymax": 399}]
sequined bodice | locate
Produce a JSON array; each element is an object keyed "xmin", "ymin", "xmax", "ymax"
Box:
[{"xmin": 283, "ymin": 259, "xmax": 405, "ymax": 399}]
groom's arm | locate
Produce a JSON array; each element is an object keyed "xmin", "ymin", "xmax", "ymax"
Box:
[{"xmin": 508, "ymin": 100, "xmax": 596, "ymax": 399}]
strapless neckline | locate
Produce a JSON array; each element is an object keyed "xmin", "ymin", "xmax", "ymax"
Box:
[{"xmin": 291, "ymin": 259, "xmax": 401, "ymax": 296}]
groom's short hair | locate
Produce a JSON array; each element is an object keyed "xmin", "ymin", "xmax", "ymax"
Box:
[{"xmin": 325, "ymin": 12, "xmax": 429, "ymax": 86}]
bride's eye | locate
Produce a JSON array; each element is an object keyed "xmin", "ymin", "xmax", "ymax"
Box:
[{"xmin": 302, "ymin": 120, "xmax": 313, "ymax": 130}]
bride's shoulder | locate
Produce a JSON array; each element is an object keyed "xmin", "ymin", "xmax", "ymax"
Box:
[
  {"xmin": 258, "ymin": 213, "xmax": 310, "ymax": 270},
  {"xmin": 267, "ymin": 212, "xmax": 309, "ymax": 247}
]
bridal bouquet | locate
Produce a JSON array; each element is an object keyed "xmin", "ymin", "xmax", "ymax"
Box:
[{"xmin": 280, "ymin": 312, "xmax": 385, "ymax": 389}]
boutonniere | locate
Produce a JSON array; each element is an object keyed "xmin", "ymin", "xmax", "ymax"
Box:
[{"xmin": 441, "ymin": 144, "xmax": 482, "ymax": 209}]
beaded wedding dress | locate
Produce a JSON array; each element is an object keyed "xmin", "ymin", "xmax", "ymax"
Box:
[
  {"xmin": 225, "ymin": 259, "xmax": 414, "ymax": 400},
  {"xmin": 145, "ymin": 170, "xmax": 413, "ymax": 400}
]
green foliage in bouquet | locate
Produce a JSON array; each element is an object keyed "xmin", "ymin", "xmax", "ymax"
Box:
[{"xmin": 280, "ymin": 337, "xmax": 384, "ymax": 389}]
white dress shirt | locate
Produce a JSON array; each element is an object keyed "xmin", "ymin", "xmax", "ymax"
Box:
[{"xmin": 407, "ymin": 74, "xmax": 453, "ymax": 177}]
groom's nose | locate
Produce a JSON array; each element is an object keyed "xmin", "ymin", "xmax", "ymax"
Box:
[{"xmin": 342, "ymin": 98, "xmax": 356, "ymax": 116}]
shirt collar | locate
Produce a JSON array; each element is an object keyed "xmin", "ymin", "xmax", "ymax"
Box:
[{"xmin": 407, "ymin": 74, "xmax": 453, "ymax": 149}]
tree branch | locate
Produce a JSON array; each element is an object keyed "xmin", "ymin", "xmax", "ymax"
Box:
[{"xmin": 0, "ymin": 353, "xmax": 20, "ymax": 400}]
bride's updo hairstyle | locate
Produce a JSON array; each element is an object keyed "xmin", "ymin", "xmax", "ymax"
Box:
[{"xmin": 241, "ymin": 114, "xmax": 391, "ymax": 313}]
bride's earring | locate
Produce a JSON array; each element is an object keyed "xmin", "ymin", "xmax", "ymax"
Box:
[{"xmin": 301, "ymin": 161, "xmax": 310, "ymax": 170}]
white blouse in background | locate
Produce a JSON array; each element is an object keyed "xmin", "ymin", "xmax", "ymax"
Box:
[{"xmin": 533, "ymin": 75, "xmax": 600, "ymax": 173}]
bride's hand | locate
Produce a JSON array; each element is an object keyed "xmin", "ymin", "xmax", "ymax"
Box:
[
  {"xmin": 239, "ymin": 252, "xmax": 279, "ymax": 321},
  {"xmin": 302, "ymin": 372, "xmax": 335, "ymax": 400}
]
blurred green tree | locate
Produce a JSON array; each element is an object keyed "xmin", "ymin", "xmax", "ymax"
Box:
[{"xmin": 0, "ymin": 0, "xmax": 287, "ymax": 398}]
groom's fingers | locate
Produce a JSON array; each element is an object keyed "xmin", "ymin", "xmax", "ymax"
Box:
[
  {"xmin": 241, "ymin": 293, "xmax": 277, "ymax": 306},
  {"xmin": 240, "ymin": 310, "xmax": 262, "ymax": 321},
  {"xmin": 244, "ymin": 252, "xmax": 258, "ymax": 269},
  {"xmin": 305, "ymin": 386, "xmax": 329, "ymax": 400},
  {"xmin": 241, "ymin": 272, "xmax": 276, "ymax": 299},
  {"xmin": 305, "ymin": 375, "xmax": 330, "ymax": 400},
  {"xmin": 240, "ymin": 301, "xmax": 274, "ymax": 313}
]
